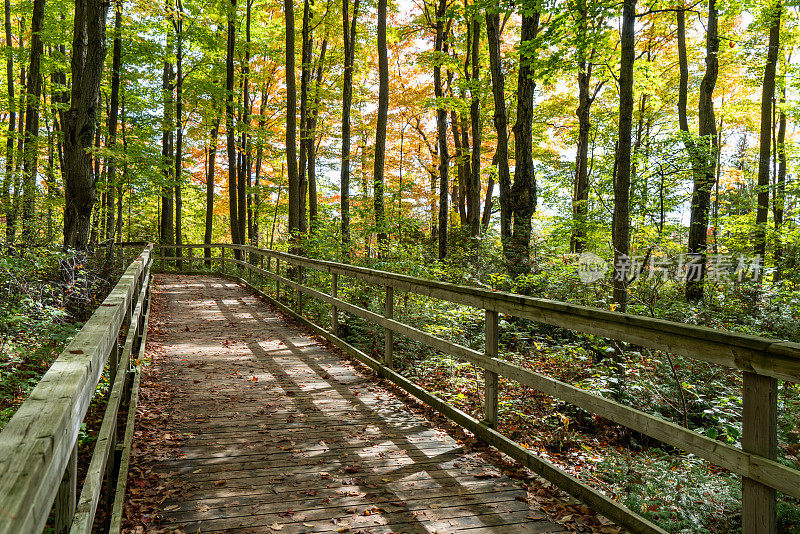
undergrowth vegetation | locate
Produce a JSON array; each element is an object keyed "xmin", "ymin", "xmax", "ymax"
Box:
[{"xmin": 0, "ymin": 246, "xmax": 128, "ymax": 431}]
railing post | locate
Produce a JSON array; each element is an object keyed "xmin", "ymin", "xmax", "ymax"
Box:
[
  {"xmin": 109, "ymin": 338, "xmax": 119, "ymax": 384},
  {"xmin": 276, "ymin": 258, "xmax": 281, "ymax": 300},
  {"xmin": 259, "ymin": 254, "xmax": 264, "ymax": 290},
  {"xmin": 296, "ymin": 265, "xmax": 303, "ymax": 316},
  {"xmin": 331, "ymin": 272, "xmax": 338, "ymax": 335},
  {"xmin": 160, "ymin": 245, "xmax": 165, "ymax": 272},
  {"xmin": 54, "ymin": 443, "xmax": 77, "ymax": 534},
  {"xmin": 221, "ymin": 246, "xmax": 226, "ymax": 274},
  {"xmin": 484, "ymin": 310, "xmax": 499, "ymax": 427},
  {"xmin": 384, "ymin": 285, "xmax": 394, "ymax": 368},
  {"xmin": 742, "ymin": 371, "xmax": 777, "ymax": 534}
]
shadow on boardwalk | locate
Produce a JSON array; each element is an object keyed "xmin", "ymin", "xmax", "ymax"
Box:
[{"xmin": 126, "ymin": 274, "xmax": 575, "ymax": 533}]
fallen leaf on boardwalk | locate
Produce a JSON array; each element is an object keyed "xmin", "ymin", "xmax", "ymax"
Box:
[
  {"xmin": 269, "ymin": 523, "xmax": 284, "ymax": 531},
  {"xmin": 213, "ymin": 480, "xmax": 226, "ymax": 487},
  {"xmin": 197, "ymin": 504, "xmax": 210, "ymax": 512}
]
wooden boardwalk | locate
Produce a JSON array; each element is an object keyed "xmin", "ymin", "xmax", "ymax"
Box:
[{"xmin": 132, "ymin": 275, "xmax": 573, "ymax": 533}]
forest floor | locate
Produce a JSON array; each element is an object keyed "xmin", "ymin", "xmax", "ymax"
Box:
[{"xmin": 121, "ymin": 275, "xmax": 622, "ymax": 533}]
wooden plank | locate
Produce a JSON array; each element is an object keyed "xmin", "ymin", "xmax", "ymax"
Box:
[
  {"xmin": 109, "ymin": 370, "xmax": 142, "ymax": 534},
  {"xmin": 0, "ymin": 246, "xmax": 151, "ymax": 534},
  {"xmin": 235, "ymin": 276, "xmax": 666, "ymax": 534},
  {"xmin": 139, "ymin": 274, "xmax": 567, "ymax": 534},
  {"xmin": 385, "ymin": 285, "xmax": 394, "ymax": 368},
  {"xmin": 741, "ymin": 372, "xmax": 778, "ymax": 534},
  {"xmin": 484, "ymin": 311, "xmax": 498, "ymax": 427},
  {"xmin": 331, "ymin": 272, "xmax": 338, "ymax": 335},
  {"xmin": 229, "ymin": 270, "xmax": 800, "ymax": 500},
  {"xmin": 109, "ymin": 285, "xmax": 150, "ymax": 534},
  {"xmin": 53, "ymin": 445, "xmax": 77, "ymax": 534},
  {"xmin": 70, "ymin": 269, "xmax": 150, "ymax": 534}
]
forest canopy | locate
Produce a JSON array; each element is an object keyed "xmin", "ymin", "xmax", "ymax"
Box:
[{"xmin": 0, "ymin": 0, "xmax": 798, "ymax": 312}]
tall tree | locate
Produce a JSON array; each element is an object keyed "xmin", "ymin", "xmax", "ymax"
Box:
[
  {"xmin": 773, "ymin": 67, "xmax": 787, "ymax": 282},
  {"xmin": 754, "ymin": 1, "xmax": 781, "ymax": 276},
  {"xmin": 679, "ymin": 0, "xmax": 719, "ymax": 301},
  {"xmin": 570, "ymin": 0, "xmax": 604, "ymax": 253},
  {"xmin": 3, "ymin": 0, "xmax": 16, "ymax": 243},
  {"xmin": 105, "ymin": 2, "xmax": 122, "ymax": 242},
  {"xmin": 340, "ymin": 0, "xmax": 360, "ymax": 252},
  {"xmin": 285, "ymin": 0, "xmax": 299, "ymax": 239},
  {"xmin": 308, "ymin": 39, "xmax": 326, "ymax": 231},
  {"xmin": 612, "ymin": 0, "xmax": 636, "ymax": 312},
  {"xmin": 225, "ymin": 0, "xmax": 240, "ymax": 246},
  {"xmin": 485, "ymin": 6, "xmax": 510, "ymax": 247},
  {"xmin": 374, "ymin": 0, "xmax": 388, "ymax": 254},
  {"xmin": 174, "ymin": 0, "xmax": 184, "ymax": 258},
  {"xmin": 434, "ymin": 0, "xmax": 449, "ymax": 259},
  {"xmin": 63, "ymin": 0, "xmax": 110, "ymax": 249},
  {"xmin": 160, "ymin": 0, "xmax": 174, "ymax": 246},
  {"xmin": 238, "ymin": 0, "xmax": 250, "ymax": 244},
  {"xmin": 20, "ymin": 0, "xmax": 45, "ymax": 241},
  {"xmin": 205, "ymin": 114, "xmax": 220, "ymax": 262},
  {"xmin": 467, "ymin": 4, "xmax": 480, "ymax": 237},
  {"xmin": 298, "ymin": 0, "xmax": 312, "ymax": 234},
  {"xmin": 508, "ymin": 8, "xmax": 539, "ymax": 276}
]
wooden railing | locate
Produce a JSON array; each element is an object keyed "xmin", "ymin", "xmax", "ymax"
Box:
[
  {"xmin": 0, "ymin": 245, "xmax": 153, "ymax": 534},
  {"xmin": 154, "ymin": 243, "xmax": 798, "ymax": 534}
]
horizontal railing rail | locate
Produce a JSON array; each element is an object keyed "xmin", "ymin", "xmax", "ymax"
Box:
[
  {"xmin": 150, "ymin": 243, "xmax": 799, "ymax": 534},
  {"xmin": 0, "ymin": 245, "xmax": 153, "ymax": 534}
]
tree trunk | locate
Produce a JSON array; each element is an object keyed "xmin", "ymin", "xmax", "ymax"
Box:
[
  {"xmin": 21, "ymin": 0, "xmax": 45, "ymax": 241},
  {"xmin": 485, "ymin": 6, "xmax": 510, "ymax": 246},
  {"xmin": 105, "ymin": 4, "xmax": 122, "ymax": 242},
  {"xmin": 570, "ymin": 0, "xmax": 598, "ymax": 254},
  {"xmin": 340, "ymin": 0, "xmax": 360, "ymax": 253},
  {"xmin": 160, "ymin": 6, "xmax": 174, "ymax": 247},
  {"xmin": 238, "ymin": 0, "xmax": 250, "ymax": 244},
  {"xmin": 683, "ymin": 0, "xmax": 719, "ymax": 301},
  {"xmin": 3, "ymin": 0, "xmax": 16, "ymax": 244},
  {"xmin": 205, "ymin": 115, "xmax": 221, "ymax": 261},
  {"xmin": 754, "ymin": 1, "xmax": 780, "ymax": 276},
  {"xmin": 509, "ymin": 11, "xmax": 539, "ymax": 276},
  {"xmin": 374, "ymin": 0, "xmax": 388, "ymax": 255},
  {"xmin": 298, "ymin": 0, "xmax": 312, "ymax": 235},
  {"xmin": 468, "ymin": 8, "xmax": 480, "ymax": 237},
  {"xmin": 63, "ymin": 0, "xmax": 109, "ymax": 250},
  {"xmin": 435, "ymin": 0, "xmax": 449, "ymax": 259},
  {"xmin": 481, "ymin": 152, "xmax": 498, "ymax": 232},
  {"xmin": 116, "ymin": 96, "xmax": 126, "ymax": 240},
  {"xmin": 285, "ymin": 0, "xmax": 299, "ymax": 240},
  {"xmin": 773, "ymin": 83, "xmax": 786, "ymax": 282},
  {"xmin": 174, "ymin": 0, "xmax": 184, "ymax": 262},
  {"xmin": 308, "ymin": 39, "xmax": 326, "ymax": 232},
  {"xmin": 613, "ymin": 0, "xmax": 636, "ymax": 312},
  {"xmin": 450, "ymin": 109, "xmax": 466, "ymax": 226},
  {"xmin": 225, "ymin": 0, "xmax": 240, "ymax": 246},
  {"xmin": 253, "ymin": 79, "xmax": 271, "ymax": 246}
]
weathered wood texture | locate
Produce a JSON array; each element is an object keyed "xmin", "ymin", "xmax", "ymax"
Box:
[
  {"xmin": 0, "ymin": 246, "xmax": 152, "ymax": 534},
  {"xmin": 133, "ymin": 275, "xmax": 575, "ymax": 533},
  {"xmin": 148, "ymin": 243, "xmax": 800, "ymax": 534}
]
